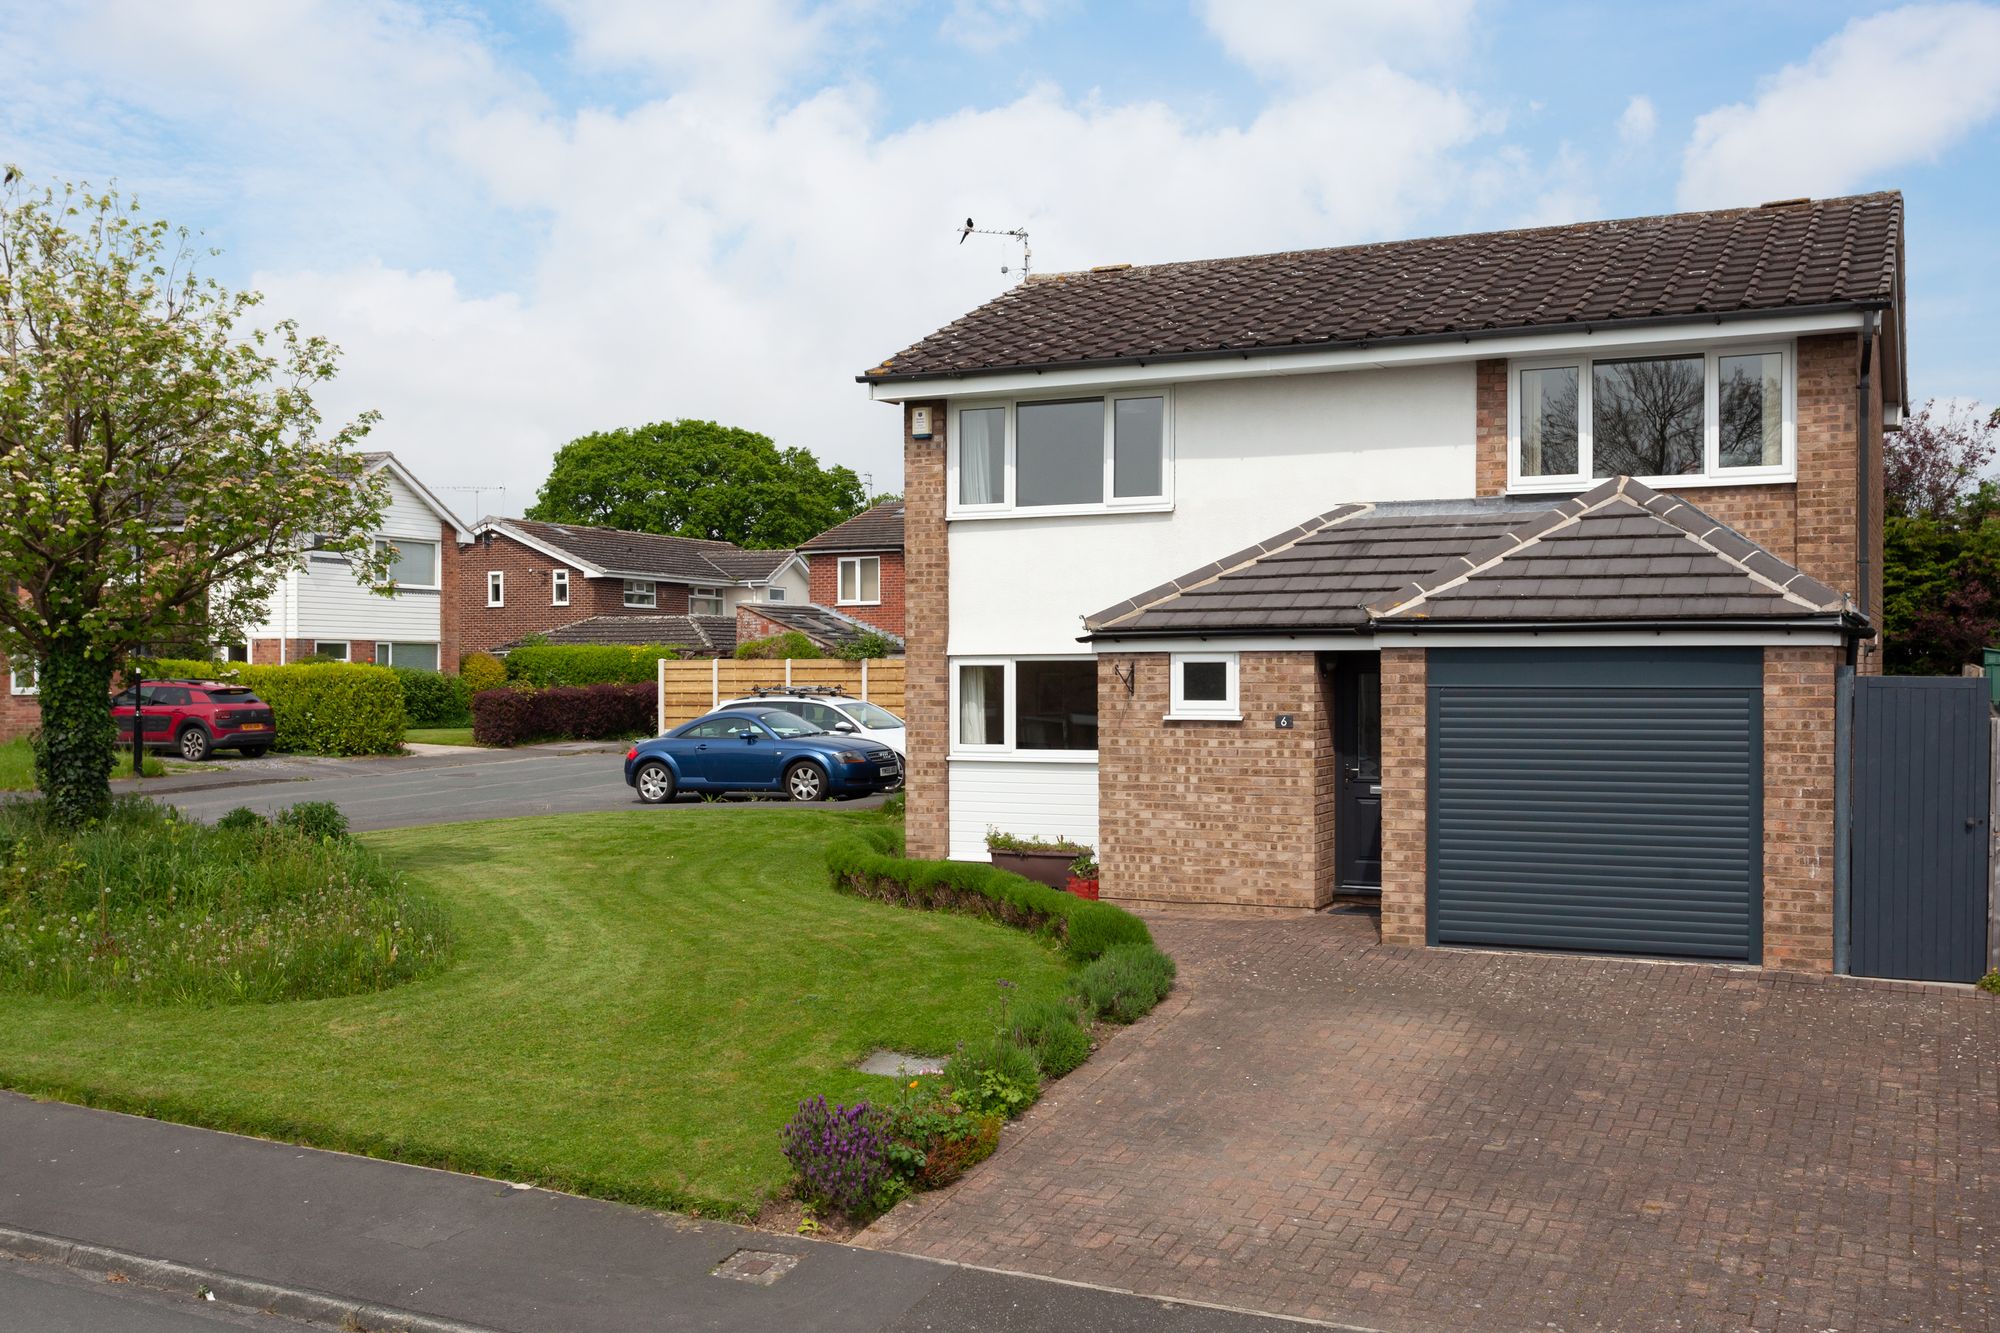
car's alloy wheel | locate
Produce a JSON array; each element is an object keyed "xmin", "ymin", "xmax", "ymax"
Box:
[
  {"xmin": 178, "ymin": 727, "xmax": 211, "ymax": 762},
  {"xmin": 635, "ymin": 760, "xmax": 675, "ymax": 804},
  {"xmin": 785, "ymin": 762, "xmax": 826, "ymax": 802}
]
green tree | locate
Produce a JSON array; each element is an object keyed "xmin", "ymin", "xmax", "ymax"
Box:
[
  {"xmin": 527, "ymin": 419, "xmax": 866, "ymax": 547},
  {"xmin": 1880, "ymin": 399, "xmax": 2000, "ymax": 674},
  {"xmin": 0, "ymin": 173, "xmax": 388, "ymax": 825}
]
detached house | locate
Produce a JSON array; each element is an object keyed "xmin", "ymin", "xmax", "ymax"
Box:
[
  {"xmin": 797, "ymin": 500, "xmax": 907, "ymax": 636},
  {"xmin": 862, "ymin": 193, "xmax": 1904, "ymax": 975}
]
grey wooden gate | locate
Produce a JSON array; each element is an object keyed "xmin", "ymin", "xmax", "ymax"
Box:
[{"xmin": 1848, "ymin": 675, "xmax": 1992, "ymax": 983}]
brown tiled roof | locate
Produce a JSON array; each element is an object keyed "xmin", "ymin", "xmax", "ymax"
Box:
[
  {"xmin": 1085, "ymin": 479, "xmax": 1852, "ymax": 637},
  {"xmin": 744, "ymin": 602, "xmax": 904, "ymax": 652},
  {"xmin": 863, "ymin": 193, "xmax": 1902, "ymax": 383},
  {"xmin": 490, "ymin": 518, "xmax": 788, "ymax": 584},
  {"xmin": 701, "ymin": 547, "xmax": 799, "ymax": 581},
  {"xmin": 502, "ymin": 614, "xmax": 738, "ymax": 655},
  {"xmin": 799, "ymin": 502, "xmax": 905, "ymax": 553}
]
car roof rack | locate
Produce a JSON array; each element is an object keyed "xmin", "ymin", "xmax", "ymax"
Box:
[{"xmin": 745, "ymin": 684, "xmax": 848, "ymax": 699}]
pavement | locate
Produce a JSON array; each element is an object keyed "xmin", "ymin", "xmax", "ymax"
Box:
[
  {"xmin": 0, "ymin": 1092, "xmax": 1328, "ymax": 1333},
  {"xmin": 861, "ymin": 912, "xmax": 2000, "ymax": 1333},
  {"xmin": 105, "ymin": 743, "xmax": 887, "ymax": 831}
]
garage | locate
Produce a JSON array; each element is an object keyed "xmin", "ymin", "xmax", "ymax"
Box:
[{"xmin": 1427, "ymin": 647, "xmax": 1763, "ymax": 963}]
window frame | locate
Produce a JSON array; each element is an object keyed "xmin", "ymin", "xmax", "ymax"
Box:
[
  {"xmin": 487, "ymin": 571, "xmax": 504, "ymax": 607},
  {"xmin": 374, "ymin": 641, "xmax": 440, "ymax": 672},
  {"xmin": 1506, "ymin": 342, "xmax": 1795, "ymax": 493},
  {"xmin": 948, "ymin": 655, "xmax": 1100, "ymax": 760},
  {"xmin": 765, "ymin": 585, "xmax": 787, "ymax": 602},
  {"xmin": 374, "ymin": 535, "xmax": 439, "ymax": 590},
  {"xmin": 624, "ymin": 579, "xmax": 659, "ymax": 609},
  {"xmin": 1167, "ymin": 652, "xmax": 1241, "ymax": 721},
  {"xmin": 838, "ymin": 555, "xmax": 882, "ymax": 606},
  {"xmin": 947, "ymin": 389, "xmax": 1174, "ymax": 519},
  {"xmin": 313, "ymin": 641, "xmax": 350, "ymax": 662},
  {"xmin": 551, "ymin": 569, "xmax": 569, "ymax": 606},
  {"xmin": 9, "ymin": 662, "xmax": 37, "ymax": 696},
  {"xmin": 688, "ymin": 585, "xmax": 723, "ymax": 615}
]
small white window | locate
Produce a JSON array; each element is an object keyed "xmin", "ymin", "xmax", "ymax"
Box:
[
  {"xmin": 313, "ymin": 641, "xmax": 350, "ymax": 662},
  {"xmin": 9, "ymin": 661, "xmax": 38, "ymax": 695},
  {"xmin": 1168, "ymin": 653, "xmax": 1240, "ymax": 721},
  {"xmin": 487, "ymin": 571, "xmax": 505, "ymax": 607},
  {"xmin": 623, "ymin": 579, "xmax": 657, "ymax": 608},
  {"xmin": 766, "ymin": 586, "xmax": 787, "ymax": 602},
  {"xmin": 838, "ymin": 556, "xmax": 881, "ymax": 605},
  {"xmin": 689, "ymin": 586, "xmax": 723, "ymax": 615},
  {"xmin": 552, "ymin": 569, "xmax": 569, "ymax": 606}
]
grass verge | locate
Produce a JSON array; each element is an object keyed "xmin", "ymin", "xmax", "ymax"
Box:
[
  {"xmin": 0, "ymin": 807, "xmax": 1069, "ymax": 1218},
  {"xmin": 404, "ymin": 727, "xmax": 479, "ymax": 747},
  {"xmin": 0, "ymin": 737, "xmax": 163, "ymax": 790}
]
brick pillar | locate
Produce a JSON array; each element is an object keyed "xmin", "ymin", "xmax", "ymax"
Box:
[
  {"xmin": 902, "ymin": 401, "xmax": 950, "ymax": 859},
  {"xmin": 1762, "ymin": 645, "xmax": 1840, "ymax": 972},
  {"xmin": 1473, "ymin": 359, "xmax": 1508, "ymax": 497},
  {"xmin": 1378, "ymin": 647, "xmax": 1428, "ymax": 945},
  {"xmin": 438, "ymin": 520, "xmax": 463, "ymax": 674}
]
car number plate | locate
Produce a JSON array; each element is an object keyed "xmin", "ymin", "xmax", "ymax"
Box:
[{"xmin": 239, "ymin": 722, "xmax": 268, "ymax": 730}]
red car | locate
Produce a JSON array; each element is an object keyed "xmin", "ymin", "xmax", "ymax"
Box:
[{"xmin": 111, "ymin": 680, "xmax": 277, "ymax": 761}]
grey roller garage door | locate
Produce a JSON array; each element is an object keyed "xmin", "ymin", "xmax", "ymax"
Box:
[{"xmin": 1428, "ymin": 647, "xmax": 1763, "ymax": 962}]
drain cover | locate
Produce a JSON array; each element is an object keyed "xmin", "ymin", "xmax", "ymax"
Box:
[{"xmin": 713, "ymin": 1249, "xmax": 799, "ymax": 1285}]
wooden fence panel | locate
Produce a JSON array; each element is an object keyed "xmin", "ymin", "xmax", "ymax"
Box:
[{"xmin": 654, "ymin": 658, "xmax": 906, "ymax": 732}]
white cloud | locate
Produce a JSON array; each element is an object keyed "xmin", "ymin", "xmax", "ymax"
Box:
[
  {"xmin": 1197, "ymin": 0, "xmax": 1480, "ymax": 80},
  {"xmin": 1617, "ymin": 95, "xmax": 1656, "ymax": 146},
  {"xmin": 547, "ymin": 0, "xmax": 871, "ymax": 102},
  {"xmin": 1679, "ymin": 2, "xmax": 2000, "ymax": 208},
  {"xmin": 939, "ymin": 0, "xmax": 1060, "ymax": 52}
]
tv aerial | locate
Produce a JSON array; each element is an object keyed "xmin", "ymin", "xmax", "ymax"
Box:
[{"xmin": 957, "ymin": 218, "xmax": 1031, "ymax": 281}]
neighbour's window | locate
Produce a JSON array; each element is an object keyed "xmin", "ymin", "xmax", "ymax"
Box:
[
  {"xmin": 1512, "ymin": 347, "xmax": 1791, "ymax": 487},
  {"xmin": 10, "ymin": 662, "xmax": 38, "ymax": 696},
  {"xmin": 376, "ymin": 537, "xmax": 438, "ymax": 588},
  {"xmin": 1168, "ymin": 653, "xmax": 1240, "ymax": 721},
  {"xmin": 766, "ymin": 585, "xmax": 787, "ymax": 602},
  {"xmin": 222, "ymin": 644, "xmax": 250, "ymax": 663},
  {"xmin": 838, "ymin": 556, "xmax": 881, "ymax": 605},
  {"xmin": 487, "ymin": 571, "xmax": 504, "ymax": 607},
  {"xmin": 953, "ymin": 658, "xmax": 1098, "ymax": 753},
  {"xmin": 952, "ymin": 393, "xmax": 1169, "ymax": 514},
  {"xmin": 375, "ymin": 642, "xmax": 440, "ymax": 672},
  {"xmin": 624, "ymin": 579, "xmax": 658, "ymax": 609},
  {"xmin": 552, "ymin": 570, "xmax": 569, "ymax": 606},
  {"xmin": 689, "ymin": 586, "xmax": 723, "ymax": 615},
  {"xmin": 313, "ymin": 641, "xmax": 349, "ymax": 661}
]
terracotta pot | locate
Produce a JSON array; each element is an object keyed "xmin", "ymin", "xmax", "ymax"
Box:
[{"xmin": 989, "ymin": 848, "xmax": 1079, "ymax": 890}]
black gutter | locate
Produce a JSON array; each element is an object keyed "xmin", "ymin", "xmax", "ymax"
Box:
[{"xmin": 860, "ymin": 300, "xmax": 1890, "ymax": 387}]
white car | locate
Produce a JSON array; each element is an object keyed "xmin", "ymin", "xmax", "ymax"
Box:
[{"xmin": 716, "ymin": 692, "xmax": 907, "ymax": 756}]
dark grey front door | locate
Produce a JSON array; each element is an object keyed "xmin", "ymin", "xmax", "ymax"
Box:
[{"xmin": 1334, "ymin": 657, "xmax": 1382, "ymax": 892}]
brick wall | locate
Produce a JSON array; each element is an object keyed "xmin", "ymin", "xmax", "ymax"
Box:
[
  {"xmin": 1096, "ymin": 651, "xmax": 1332, "ymax": 912},
  {"xmin": 806, "ymin": 551, "xmax": 906, "ymax": 637},
  {"xmin": 1762, "ymin": 645, "xmax": 1840, "ymax": 972},
  {"xmin": 1377, "ymin": 647, "xmax": 1427, "ymax": 947},
  {"xmin": 436, "ymin": 519, "xmax": 463, "ymax": 673},
  {"xmin": 0, "ymin": 652, "xmax": 40, "ymax": 741},
  {"xmin": 902, "ymin": 401, "xmax": 950, "ymax": 859},
  {"xmin": 1474, "ymin": 358, "xmax": 1508, "ymax": 498},
  {"xmin": 455, "ymin": 531, "xmax": 691, "ymax": 656},
  {"xmin": 252, "ymin": 638, "xmax": 376, "ymax": 665}
]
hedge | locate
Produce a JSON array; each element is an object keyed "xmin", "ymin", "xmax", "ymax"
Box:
[
  {"xmin": 472, "ymin": 682, "xmax": 656, "ymax": 746},
  {"xmin": 825, "ymin": 825, "xmax": 1152, "ymax": 963},
  {"xmin": 735, "ymin": 631, "xmax": 822, "ymax": 660},
  {"xmin": 393, "ymin": 668, "xmax": 471, "ymax": 727},
  {"xmin": 503, "ymin": 644, "xmax": 681, "ymax": 687},
  {"xmin": 142, "ymin": 659, "xmax": 405, "ymax": 756}
]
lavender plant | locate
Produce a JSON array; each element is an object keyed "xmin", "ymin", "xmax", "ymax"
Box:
[{"xmin": 778, "ymin": 1095, "xmax": 897, "ymax": 1219}]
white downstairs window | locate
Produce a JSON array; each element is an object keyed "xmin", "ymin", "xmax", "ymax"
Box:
[
  {"xmin": 952, "ymin": 658, "xmax": 1098, "ymax": 755},
  {"xmin": 551, "ymin": 569, "xmax": 569, "ymax": 606},
  {"xmin": 9, "ymin": 661, "xmax": 37, "ymax": 695},
  {"xmin": 623, "ymin": 579, "xmax": 658, "ymax": 608}
]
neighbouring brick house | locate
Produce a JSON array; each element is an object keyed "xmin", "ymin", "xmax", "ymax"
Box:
[
  {"xmin": 860, "ymin": 192, "xmax": 1905, "ymax": 975},
  {"xmin": 797, "ymin": 501, "xmax": 907, "ymax": 636},
  {"xmin": 460, "ymin": 517, "xmax": 808, "ymax": 656}
]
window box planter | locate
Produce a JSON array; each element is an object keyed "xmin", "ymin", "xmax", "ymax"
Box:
[{"xmin": 989, "ymin": 848, "xmax": 1079, "ymax": 891}]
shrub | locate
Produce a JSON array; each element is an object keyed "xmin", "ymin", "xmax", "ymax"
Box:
[
  {"xmin": 942, "ymin": 1033, "xmax": 1040, "ymax": 1118},
  {"xmin": 778, "ymin": 1095, "xmax": 898, "ymax": 1220},
  {"xmin": 883, "ymin": 1082, "xmax": 1001, "ymax": 1188},
  {"xmin": 1979, "ymin": 969, "xmax": 2000, "ymax": 995},
  {"xmin": 503, "ymin": 644, "xmax": 680, "ymax": 687},
  {"xmin": 1008, "ymin": 994, "xmax": 1093, "ymax": 1078},
  {"xmin": 826, "ymin": 827, "xmax": 1149, "ymax": 963},
  {"xmin": 472, "ymin": 682, "xmax": 656, "ymax": 746},
  {"xmin": 1074, "ymin": 942, "xmax": 1177, "ymax": 1024},
  {"xmin": 141, "ymin": 658, "xmax": 405, "ymax": 756},
  {"xmin": 460, "ymin": 652, "xmax": 506, "ymax": 695},
  {"xmin": 0, "ymin": 796, "xmax": 450, "ymax": 1004},
  {"xmin": 275, "ymin": 800, "xmax": 349, "ymax": 841},
  {"xmin": 879, "ymin": 791, "xmax": 905, "ymax": 821},
  {"xmin": 394, "ymin": 668, "xmax": 471, "ymax": 727},
  {"xmin": 834, "ymin": 633, "xmax": 894, "ymax": 661},
  {"xmin": 214, "ymin": 806, "xmax": 268, "ymax": 833},
  {"xmin": 985, "ymin": 828, "xmax": 1092, "ymax": 856},
  {"xmin": 735, "ymin": 631, "xmax": 822, "ymax": 660}
]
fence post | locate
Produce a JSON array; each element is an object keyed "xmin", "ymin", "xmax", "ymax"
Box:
[
  {"xmin": 657, "ymin": 656, "xmax": 667, "ymax": 735},
  {"xmin": 710, "ymin": 657, "xmax": 719, "ymax": 710},
  {"xmin": 785, "ymin": 659, "xmax": 793, "ymax": 688},
  {"xmin": 1833, "ymin": 666, "xmax": 1853, "ymax": 975}
]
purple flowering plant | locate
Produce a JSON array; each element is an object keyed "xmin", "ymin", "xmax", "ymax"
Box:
[{"xmin": 778, "ymin": 1095, "xmax": 898, "ymax": 1219}]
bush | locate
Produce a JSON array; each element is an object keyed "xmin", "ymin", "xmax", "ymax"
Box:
[
  {"xmin": 0, "ymin": 796, "xmax": 449, "ymax": 1004},
  {"xmin": 1008, "ymin": 994, "xmax": 1093, "ymax": 1078},
  {"xmin": 472, "ymin": 682, "xmax": 656, "ymax": 746},
  {"xmin": 142, "ymin": 658, "xmax": 405, "ymax": 756},
  {"xmin": 834, "ymin": 633, "xmax": 894, "ymax": 661},
  {"xmin": 1074, "ymin": 942, "xmax": 1177, "ymax": 1024},
  {"xmin": 735, "ymin": 631, "xmax": 822, "ymax": 660},
  {"xmin": 275, "ymin": 801, "xmax": 349, "ymax": 841},
  {"xmin": 942, "ymin": 1032, "xmax": 1041, "ymax": 1118},
  {"xmin": 778, "ymin": 1095, "xmax": 898, "ymax": 1220},
  {"xmin": 460, "ymin": 652, "xmax": 506, "ymax": 695},
  {"xmin": 394, "ymin": 668, "xmax": 471, "ymax": 727},
  {"xmin": 883, "ymin": 1082, "xmax": 1001, "ymax": 1188},
  {"xmin": 826, "ymin": 827, "xmax": 1150, "ymax": 963},
  {"xmin": 1979, "ymin": 969, "xmax": 2000, "ymax": 995},
  {"xmin": 214, "ymin": 806, "xmax": 268, "ymax": 833},
  {"xmin": 502, "ymin": 644, "xmax": 680, "ymax": 687}
]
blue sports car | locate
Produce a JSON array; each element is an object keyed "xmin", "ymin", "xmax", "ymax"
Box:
[{"xmin": 623, "ymin": 705, "xmax": 905, "ymax": 804}]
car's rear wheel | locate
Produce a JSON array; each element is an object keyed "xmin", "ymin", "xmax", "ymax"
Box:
[
  {"xmin": 177, "ymin": 726, "xmax": 212, "ymax": 762},
  {"xmin": 634, "ymin": 760, "xmax": 676, "ymax": 804},
  {"xmin": 784, "ymin": 761, "xmax": 828, "ymax": 802}
]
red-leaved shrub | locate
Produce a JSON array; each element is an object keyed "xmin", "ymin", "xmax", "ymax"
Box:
[{"xmin": 471, "ymin": 683, "xmax": 656, "ymax": 746}]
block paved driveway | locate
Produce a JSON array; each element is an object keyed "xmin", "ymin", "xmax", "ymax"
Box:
[{"xmin": 862, "ymin": 913, "xmax": 1999, "ymax": 1332}]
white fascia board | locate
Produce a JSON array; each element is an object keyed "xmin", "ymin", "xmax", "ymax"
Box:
[
  {"xmin": 740, "ymin": 553, "xmax": 809, "ymax": 586},
  {"xmin": 1088, "ymin": 628, "xmax": 1846, "ymax": 652},
  {"xmin": 370, "ymin": 454, "xmax": 474, "ymax": 541},
  {"xmin": 867, "ymin": 312, "xmax": 1865, "ymax": 403}
]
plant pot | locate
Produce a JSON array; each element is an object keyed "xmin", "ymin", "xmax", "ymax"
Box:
[
  {"xmin": 989, "ymin": 848, "xmax": 1079, "ymax": 890},
  {"xmin": 1065, "ymin": 875, "xmax": 1100, "ymax": 901}
]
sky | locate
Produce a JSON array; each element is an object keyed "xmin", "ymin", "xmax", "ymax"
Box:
[{"xmin": 3, "ymin": 0, "xmax": 1997, "ymax": 518}]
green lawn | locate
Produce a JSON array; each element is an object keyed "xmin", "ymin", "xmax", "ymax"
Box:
[
  {"xmin": 0, "ymin": 808, "xmax": 1070, "ymax": 1217},
  {"xmin": 404, "ymin": 726, "xmax": 479, "ymax": 746},
  {"xmin": 0, "ymin": 737, "xmax": 163, "ymax": 789}
]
